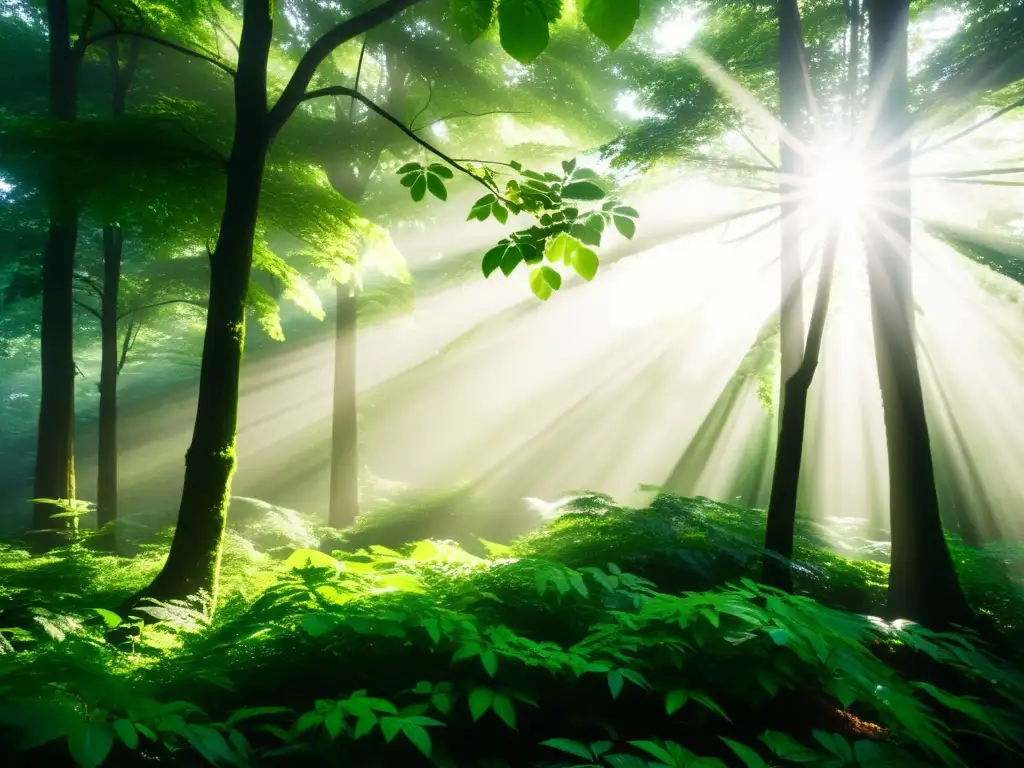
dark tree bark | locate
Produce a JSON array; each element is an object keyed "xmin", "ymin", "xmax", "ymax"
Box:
[
  {"xmin": 865, "ymin": 0, "xmax": 974, "ymax": 628},
  {"xmin": 96, "ymin": 37, "xmax": 138, "ymax": 537},
  {"xmin": 33, "ymin": 0, "xmax": 86, "ymax": 543},
  {"xmin": 96, "ymin": 226, "xmax": 123, "ymax": 531},
  {"xmin": 132, "ymin": 0, "xmax": 424, "ymax": 608},
  {"xmin": 777, "ymin": 0, "xmax": 808, "ymax": 406},
  {"xmin": 763, "ymin": 230, "xmax": 839, "ymax": 590}
]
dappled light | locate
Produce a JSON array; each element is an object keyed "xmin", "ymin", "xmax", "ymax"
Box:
[{"xmin": 2, "ymin": 0, "xmax": 1024, "ymax": 766}]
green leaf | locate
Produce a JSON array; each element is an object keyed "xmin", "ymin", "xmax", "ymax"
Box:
[
  {"xmin": 92, "ymin": 608, "xmax": 122, "ymax": 628},
  {"xmin": 353, "ymin": 713, "xmax": 377, "ymax": 739},
  {"xmin": 539, "ymin": 265, "xmax": 562, "ymax": 291},
  {"xmin": 225, "ymin": 706, "xmax": 294, "ymax": 727},
  {"xmin": 570, "ymin": 221, "xmax": 602, "ymax": 246},
  {"xmin": 500, "ymin": 245, "xmax": 523, "ymax": 276},
  {"xmin": 562, "ymin": 180, "xmax": 606, "ymax": 200},
  {"xmin": 629, "ymin": 740, "xmax": 675, "ymax": 765},
  {"xmin": 492, "ymin": 202, "xmax": 509, "ymax": 224},
  {"xmin": 397, "ymin": 162, "xmax": 422, "ymax": 175},
  {"xmin": 666, "ymin": 689, "xmax": 689, "ymax": 715},
  {"xmin": 401, "ymin": 173, "xmax": 420, "ymax": 188},
  {"xmin": 403, "ymin": 723, "xmax": 433, "ymax": 757},
  {"xmin": 614, "ymin": 205, "xmax": 639, "ymax": 218},
  {"xmin": 411, "ymin": 175, "xmax": 428, "ymax": 202},
  {"xmin": 491, "ymin": 694, "xmax": 517, "ymax": 729},
  {"xmin": 469, "ymin": 688, "xmax": 494, "ymax": 721},
  {"xmin": 607, "ymin": 669, "xmax": 624, "ymax": 699},
  {"xmin": 483, "ymin": 244, "xmax": 507, "ymax": 277},
  {"xmin": 545, "ymin": 231, "xmax": 580, "ymax": 265},
  {"xmin": 451, "ymin": 0, "xmax": 496, "ymax": 43},
  {"xmin": 769, "ymin": 628, "xmax": 789, "ymax": 646},
  {"xmin": 426, "ymin": 174, "xmax": 448, "ymax": 201},
  {"xmin": 301, "ymin": 613, "xmax": 342, "ymax": 638},
  {"xmin": 571, "ymin": 245, "xmax": 599, "ymax": 281},
  {"xmin": 541, "ymin": 738, "xmax": 593, "ymax": 760},
  {"xmin": 429, "ymin": 163, "xmax": 455, "ymax": 179},
  {"xmin": 529, "ymin": 266, "xmax": 553, "ymax": 300},
  {"xmin": 561, "ymin": 158, "xmax": 577, "ymax": 176},
  {"xmin": 759, "ymin": 731, "xmax": 822, "ymax": 763},
  {"xmin": 480, "ymin": 647, "xmax": 499, "ymax": 677},
  {"xmin": 568, "ymin": 572, "xmax": 588, "ymax": 597},
  {"xmin": 498, "ymin": 0, "xmax": 551, "ymax": 64},
  {"xmin": 582, "ymin": 0, "xmax": 640, "ymax": 50},
  {"xmin": 721, "ymin": 738, "xmax": 767, "ymax": 768},
  {"xmin": 605, "ymin": 755, "xmax": 653, "ymax": 768},
  {"xmin": 112, "ymin": 719, "xmax": 138, "ymax": 750},
  {"xmin": 811, "ymin": 731, "xmax": 853, "ymax": 764},
  {"xmin": 68, "ymin": 722, "xmax": 115, "ymax": 768},
  {"xmin": 613, "ymin": 215, "xmax": 636, "ymax": 239},
  {"xmin": 380, "ymin": 717, "xmax": 402, "ymax": 743}
]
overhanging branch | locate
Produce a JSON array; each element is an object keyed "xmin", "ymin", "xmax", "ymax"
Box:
[
  {"xmin": 917, "ymin": 95, "xmax": 1024, "ymax": 157},
  {"xmin": 297, "ymin": 85, "xmax": 501, "ymax": 196},
  {"xmin": 118, "ymin": 298, "xmax": 207, "ymax": 320},
  {"xmin": 86, "ymin": 28, "xmax": 236, "ymax": 76},
  {"xmin": 268, "ymin": 0, "xmax": 426, "ymax": 138}
]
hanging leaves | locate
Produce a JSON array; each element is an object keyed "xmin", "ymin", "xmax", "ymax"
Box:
[{"xmin": 582, "ymin": 0, "xmax": 641, "ymax": 51}]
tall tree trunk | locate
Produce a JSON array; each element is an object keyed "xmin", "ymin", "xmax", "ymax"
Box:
[
  {"xmin": 96, "ymin": 37, "xmax": 137, "ymax": 538},
  {"xmin": 760, "ymin": 0, "xmax": 810, "ymax": 589},
  {"xmin": 763, "ymin": 230, "xmax": 839, "ymax": 590},
  {"xmin": 96, "ymin": 226, "xmax": 122, "ymax": 531},
  {"xmin": 326, "ymin": 45, "xmax": 409, "ymax": 527},
  {"xmin": 777, "ymin": 0, "xmax": 807, "ymax": 411},
  {"xmin": 132, "ymin": 1, "xmax": 274, "ymax": 606},
  {"xmin": 866, "ymin": 0, "xmax": 974, "ymax": 628},
  {"xmin": 328, "ymin": 285, "xmax": 359, "ymax": 527},
  {"xmin": 33, "ymin": 0, "xmax": 82, "ymax": 544}
]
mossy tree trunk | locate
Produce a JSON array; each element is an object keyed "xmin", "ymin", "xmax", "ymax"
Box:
[
  {"xmin": 865, "ymin": 0, "xmax": 974, "ymax": 629},
  {"xmin": 132, "ymin": 0, "xmax": 423, "ymax": 608}
]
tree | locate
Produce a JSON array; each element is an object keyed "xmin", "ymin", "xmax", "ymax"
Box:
[
  {"xmin": 32, "ymin": 0, "xmax": 93, "ymax": 544},
  {"xmin": 129, "ymin": 0, "xmax": 645, "ymax": 608},
  {"xmin": 865, "ymin": 0, "xmax": 974, "ymax": 628}
]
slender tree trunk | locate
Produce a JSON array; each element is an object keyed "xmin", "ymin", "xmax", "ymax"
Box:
[
  {"xmin": 763, "ymin": 230, "xmax": 839, "ymax": 590},
  {"xmin": 96, "ymin": 227, "xmax": 122, "ymax": 531},
  {"xmin": 328, "ymin": 285, "xmax": 359, "ymax": 527},
  {"xmin": 33, "ymin": 0, "xmax": 81, "ymax": 543},
  {"xmin": 96, "ymin": 38, "xmax": 136, "ymax": 538},
  {"xmin": 777, "ymin": 0, "xmax": 808, "ymax": 413},
  {"xmin": 131, "ymin": 1, "xmax": 274, "ymax": 606},
  {"xmin": 866, "ymin": 0, "xmax": 974, "ymax": 628},
  {"xmin": 325, "ymin": 45, "xmax": 409, "ymax": 527}
]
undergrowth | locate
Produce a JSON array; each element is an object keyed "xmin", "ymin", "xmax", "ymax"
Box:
[{"xmin": 0, "ymin": 493, "xmax": 1022, "ymax": 767}]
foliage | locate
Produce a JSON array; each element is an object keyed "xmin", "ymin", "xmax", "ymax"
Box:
[{"xmin": 1, "ymin": 493, "xmax": 1022, "ymax": 767}]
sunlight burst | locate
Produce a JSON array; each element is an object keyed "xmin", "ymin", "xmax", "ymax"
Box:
[{"xmin": 806, "ymin": 141, "xmax": 873, "ymax": 224}]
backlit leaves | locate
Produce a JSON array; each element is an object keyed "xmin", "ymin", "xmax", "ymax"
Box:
[
  {"xmin": 582, "ymin": 0, "xmax": 641, "ymax": 51},
  {"xmin": 450, "ymin": 0, "xmax": 496, "ymax": 43},
  {"xmin": 498, "ymin": 0, "xmax": 557, "ymax": 64}
]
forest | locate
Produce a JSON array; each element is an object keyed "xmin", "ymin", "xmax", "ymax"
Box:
[{"xmin": 1, "ymin": 0, "xmax": 1023, "ymax": 765}]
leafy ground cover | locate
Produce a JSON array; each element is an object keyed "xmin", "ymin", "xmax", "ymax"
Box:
[{"xmin": 1, "ymin": 493, "xmax": 1022, "ymax": 767}]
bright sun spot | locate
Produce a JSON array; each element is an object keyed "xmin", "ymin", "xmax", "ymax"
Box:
[
  {"xmin": 806, "ymin": 142, "xmax": 872, "ymax": 223},
  {"xmin": 652, "ymin": 11, "xmax": 702, "ymax": 55}
]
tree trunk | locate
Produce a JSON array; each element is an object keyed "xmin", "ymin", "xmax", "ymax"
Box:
[
  {"xmin": 96, "ymin": 38, "xmax": 136, "ymax": 538},
  {"xmin": 96, "ymin": 226, "xmax": 122, "ymax": 531},
  {"xmin": 324, "ymin": 45, "xmax": 409, "ymax": 527},
  {"xmin": 866, "ymin": 0, "xmax": 974, "ymax": 628},
  {"xmin": 33, "ymin": 0, "xmax": 81, "ymax": 544},
  {"xmin": 328, "ymin": 285, "xmax": 359, "ymax": 528},
  {"xmin": 131, "ymin": 1, "xmax": 274, "ymax": 607},
  {"xmin": 763, "ymin": 230, "xmax": 839, "ymax": 591},
  {"xmin": 777, "ymin": 0, "xmax": 808, "ymax": 414}
]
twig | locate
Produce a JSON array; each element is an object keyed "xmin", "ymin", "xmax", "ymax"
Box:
[
  {"xmin": 413, "ymin": 109, "xmax": 530, "ymax": 133},
  {"xmin": 298, "ymin": 85, "xmax": 502, "ymax": 197},
  {"xmin": 409, "ymin": 78, "xmax": 433, "ymax": 132},
  {"xmin": 917, "ymin": 95, "xmax": 1024, "ymax": 158},
  {"xmin": 736, "ymin": 126, "xmax": 778, "ymax": 170},
  {"xmin": 117, "ymin": 298, "xmax": 207, "ymax": 320},
  {"xmin": 913, "ymin": 166, "xmax": 1024, "ymax": 180},
  {"xmin": 86, "ymin": 29, "xmax": 236, "ymax": 76},
  {"xmin": 74, "ymin": 299, "xmax": 102, "ymax": 320},
  {"xmin": 349, "ymin": 35, "xmax": 369, "ymax": 123},
  {"xmin": 74, "ymin": 272, "xmax": 105, "ymax": 300}
]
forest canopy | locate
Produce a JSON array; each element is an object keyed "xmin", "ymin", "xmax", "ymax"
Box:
[{"xmin": 1, "ymin": 0, "xmax": 1023, "ymax": 766}]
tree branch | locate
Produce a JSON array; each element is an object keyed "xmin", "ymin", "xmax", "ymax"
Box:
[
  {"xmin": 913, "ymin": 166, "xmax": 1024, "ymax": 180},
  {"xmin": 74, "ymin": 272, "xmax": 104, "ymax": 300},
  {"xmin": 74, "ymin": 299, "xmax": 102, "ymax": 320},
  {"xmin": 268, "ymin": 0, "xmax": 425, "ymax": 138},
  {"xmin": 86, "ymin": 29, "xmax": 236, "ymax": 76},
  {"xmin": 916, "ymin": 95, "xmax": 1024, "ymax": 157},
  {"xmin": 297, "ymin": 85, "xmax": 500, "ymax": 196},
  {"xmin": 117, "ymin": 298, "xmax": 207, "ymax": 320},
  {"xmin": 736, "ymin": 126, "xmax": 778, "ymax": 170},
  {"xmin": 413, "ymin": 109, "xmax": 531, "ymax": 133},
  {"xmin": 348, "ymin": 35, "xmax": 369, "ymax": 123},
  {"xmin": 409, "ymin": 77, "xmax": 433, "ymax": 131}
]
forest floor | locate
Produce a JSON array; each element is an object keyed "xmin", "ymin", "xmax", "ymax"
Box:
[{"xmin": 1, "ymin": 492, "xmax": 1023, "ymax": 767}]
